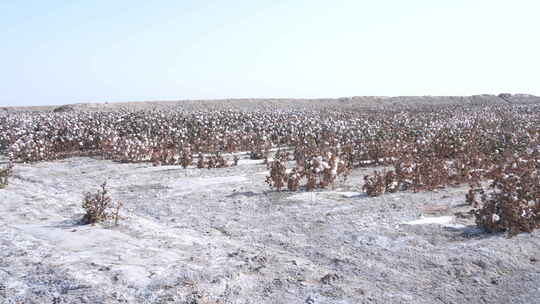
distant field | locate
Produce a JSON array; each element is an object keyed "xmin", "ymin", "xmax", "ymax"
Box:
[{"xmin": 3, "ymin": 94, "xmax": 540, "ymax": 113}]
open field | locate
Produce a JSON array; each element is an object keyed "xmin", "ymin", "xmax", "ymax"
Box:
[{"xmin": 1, "ymin": 96, "xmax": 539, "ymax": 303}]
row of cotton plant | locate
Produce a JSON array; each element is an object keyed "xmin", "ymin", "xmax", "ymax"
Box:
[
  {"xmin": 266, "ymin": 148, "xmax": 351, "ymax": 191},
  {"xmin": 0, "ymin": 104, "xmax": 538, "ymax": 174}
]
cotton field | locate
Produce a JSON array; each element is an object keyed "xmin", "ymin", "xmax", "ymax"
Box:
[{"xmin": 0, "ymin": 101, "xmax": 539, "ymax": 303}]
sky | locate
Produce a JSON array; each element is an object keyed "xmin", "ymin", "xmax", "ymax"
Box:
[{"xmin": 1, "ymin": 0, "xmax": 539, "ymax": 106}]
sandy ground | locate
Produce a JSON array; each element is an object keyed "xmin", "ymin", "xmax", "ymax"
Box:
[{"xmin": 1, "ymin": 155, "xmax": 540, "ymax": 304}]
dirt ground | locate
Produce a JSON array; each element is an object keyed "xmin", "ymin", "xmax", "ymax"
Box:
[{"xmin": 1, "ymin": 153, "xmax": 540, "ymax": 304}]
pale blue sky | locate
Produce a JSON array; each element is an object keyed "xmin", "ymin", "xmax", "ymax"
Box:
[{"xmin": 1, "ymin": 0, "xmax": 539, "ymax": 106}]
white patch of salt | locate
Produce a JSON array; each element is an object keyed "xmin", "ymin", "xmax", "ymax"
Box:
[
  {"xmin": 237, "ymin": 159, "xmax": 264, "ymax": 165},
  {"xmin": 404, "ymin": 216, "xmax": 454, "ymax": 225}
]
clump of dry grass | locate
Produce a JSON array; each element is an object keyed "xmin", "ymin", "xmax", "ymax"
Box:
[{"xmin": 81, "ymin": 181, "xmax": 123, "ymax": 225}]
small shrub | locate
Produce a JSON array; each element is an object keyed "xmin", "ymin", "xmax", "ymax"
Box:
[
  {"xmin": 250, "ymin": 141, "xmax": 270, "ymax": 160},
  {"xmin": 472, "ymin": 156, "xmax": 540, "ymax": 236},
  {"xmin": 363, "ymin": 169, "xmax": 401, "ymax": 197},
  {"xmin": 384, "ymin": 170, "xmax": 399, "ymax": 193},
  {"xmin": 287, "ymin": 169, "xmax": 301, "ymax": 191},
  {"xmin": 266, "ymin": 158, "xmax": 287, "ymax": 191},
  {"xmin": 180, "ymin": 149, "xmax": 193, "ymax": 169},
  {"xmin": 212, "ymin": 152, "xmax": 229, "ymax": 168},
  {"xmin": 0, "ymin": 161, "xmax": 13, "ymax": 189},
  {"xmin": 363, "ymin": 170, "xmax": 386, "ymax": 197},
  {"xmin": 197, "ymin": 153, "xmax": 206, "ymax": 168},
  {"xmin": 81, "ymin": 182, "xmax": 123, "ymax": 225}
]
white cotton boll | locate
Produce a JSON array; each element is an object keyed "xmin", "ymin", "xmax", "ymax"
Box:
[
  {"xmin": 491, "ymin": 214, "xmax": 500, "ymax": 222},
  {"xmin": 321, "ymin": 161, "xmax": 330, "ymax": 169}
]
